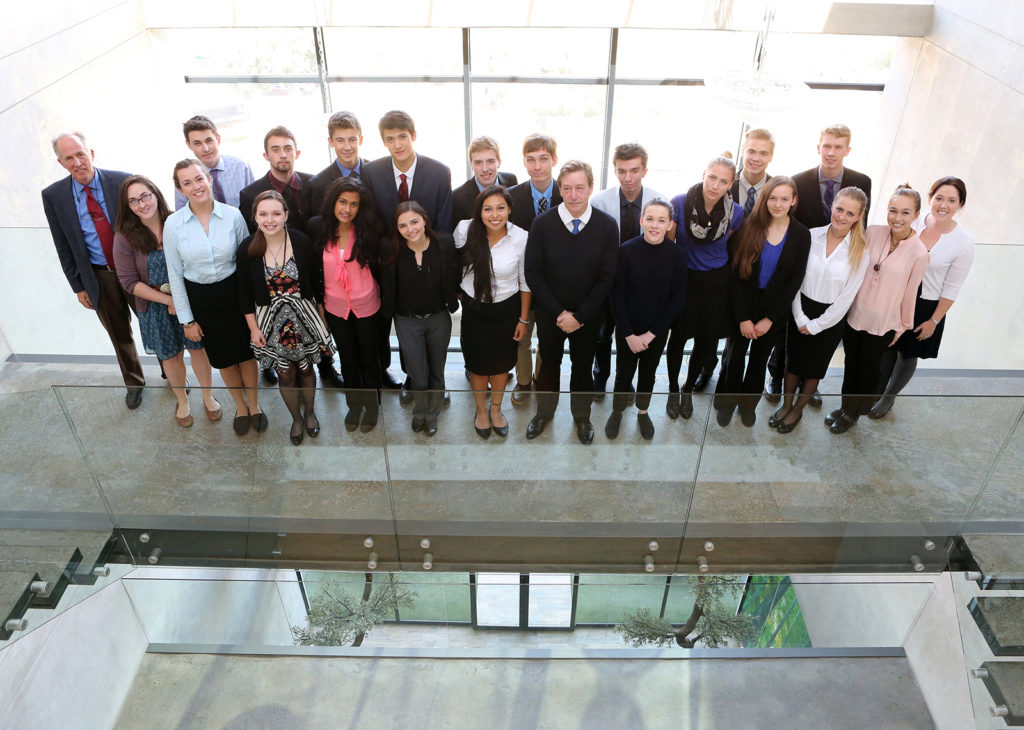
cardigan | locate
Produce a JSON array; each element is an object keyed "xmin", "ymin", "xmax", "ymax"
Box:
[
  {"xmin": 236, "ymin": 228, "xmax": 324, "ymax": 314},
  {"xmin": 728, "ymin": 218, "xmax": 811, "ymax": 325},
  {"xmin": 113, "ymin": 232, "xmax": 160, "ymax": 314},
  {"xmin": 379, "ymin": 232, "xmax": 461, "ymax": 320}
]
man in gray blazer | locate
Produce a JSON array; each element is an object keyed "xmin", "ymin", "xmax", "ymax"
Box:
[
  {"xmin": 41, "ymin": 132, "xmax": 145, "ymax": 408},
  {"xmin": 588, "ymin": 143, "xmax": 662, "ymax": 396}
]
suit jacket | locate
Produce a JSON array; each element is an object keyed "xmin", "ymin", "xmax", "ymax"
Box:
[
  {"xmin": 791, "ymin": 166, "xmax": 872, "ymax": 229},
  {"xmin": 451, "ymin": 171, "xmax": 519, "ymax": 226},
  {"xmin": 363, "ymin": 154, "xmax": 454, "ymax": 234},
  {"xmin": 379, "ymin": 232, "xmax": 460, "ymax": 320},
  {"xmin": 305, "ymin": 157, "xmax": 371, "ymax": 218},
  {"xmin": 589, "ymin": 185, "xmax": 663, "ymax": 237},
  {"xmin": 728, "ymin": 219, "xmax": 812, "ymax": 325},
  {"xmin": 41, "ymin": 168, "xmax": 131, "ymax": 306},
  {"xmin": 508, "ymin": 180, "xmax": 562, "ymax": 233},
  {"xmin": 730, "ymin": 173, "xmax": 773, "ymax": 202},
  {"xmin": 239, "ymin": 171, "xmax": 315, "ymax": 234}
]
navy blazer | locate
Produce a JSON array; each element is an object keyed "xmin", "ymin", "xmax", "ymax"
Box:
[
  {"xmin": 508, "ymin": 180, "xmax": 562, "ymax": 233},
  {"xmin": 791, "ymin": 166, "xmax": 872, "ymax": 229},
  {"xmin": 41, "ymin": 168, "xmax": 131, "ymax": 306},
  {"xmin": 363, "ymin": 154, "xmax": 454, "ymax": 234},
  {"xmin": 728, "ymin": 218, "xmax": 812, "ymax": 326},
  {"xmin": 451, "ymin": 171, "xmax": 518, "ymax": 226},
  {"xmin": 239, "ymin": 171, "xmax": 315, "ymax": 234},
  {"xmin": 305, "ymin": 157, "xmax": 371, "ymax": 218}
]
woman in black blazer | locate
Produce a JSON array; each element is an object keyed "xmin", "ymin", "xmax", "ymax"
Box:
[
  {"xmin": 379, "ymin": 201, "xmax": 460, "ymax": 436},
  {"xmin": 237, "ymin": 190, "xmax": 334, "ymax": 445},
  {"xmin": 715, "ymin": 176, "xmax": 811, "ymax": 426}
]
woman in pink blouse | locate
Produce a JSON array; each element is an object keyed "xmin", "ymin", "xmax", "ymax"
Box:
[
  {"xmin": 313, "ymin": 177, "xmax": 385, "ymax": 432},
  {"xmin": 828, "ymin": 186, "xmax": 929, "ymax": 434}
]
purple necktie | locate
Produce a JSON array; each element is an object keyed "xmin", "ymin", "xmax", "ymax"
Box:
[
  {"xmin": 210, "ymin": 168, "xmax": 226, "ymax": 204},
  {"xmin": 823, "ymin": 180, "xmax": 836, "ymax": 218}
]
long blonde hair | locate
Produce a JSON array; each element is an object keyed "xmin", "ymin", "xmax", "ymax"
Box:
[{"xmin": 835, "ymin": 186, "xmax": 868, "ymax": 268}]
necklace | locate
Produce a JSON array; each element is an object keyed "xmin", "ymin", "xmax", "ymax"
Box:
[
  {"xmin": 267, "ymin": 235, "xmax": 288, "ymax": 270},
  {"xmin": 874, "ymin": 231, "xmax": 900, "ymax": 272}
]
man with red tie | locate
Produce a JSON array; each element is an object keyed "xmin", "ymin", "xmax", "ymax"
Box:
[{"xmin": 41, "ymin": 132, "xmax": 145, "ymax": 408}]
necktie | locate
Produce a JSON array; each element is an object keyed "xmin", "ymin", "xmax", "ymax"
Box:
[
  {"xmin": 537, "ymin": 196, "xmax": 548, "ymax": 214},
  {"xmin": 348, "ymin": 169, "xmax": 359, "ymax": 179},
  {"xmin": 398, "ymin": 173, "xmax": 409, "ymax": 203},
  {"xmin": 743, "ymin": 186, "xmax": 757, "ymax": 216},
  {"xmin": 621, "ymin": 201, "xmax": 637, "ymax": 243},
  {"xmin": 823, "ymin": 180, "xmax": 836, "ymax": 219},
  {"xmin": 84, "ymin": 186, "xmax": 116, "ymax": 270},
  {"xmin": 571, "ymin": 218, "xmax": 581, "ymax": 235},
  {"xmin": 210, "ymin": 168, "xmax": 226, "ymax": 204}
]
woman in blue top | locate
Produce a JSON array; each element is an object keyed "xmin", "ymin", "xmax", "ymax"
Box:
[
  {"xmin": 665, "ymin": 153, "xmax": 744, "ymax": 419},
  {"xmin": 715, "ymin": 176, "xmax": 811, "ymax": 427}
]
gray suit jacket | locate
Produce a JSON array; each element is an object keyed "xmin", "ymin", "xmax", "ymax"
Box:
[
  {"xmin": 41, "ymin": 168, "xmax": 131, "ymax": 305},
  {"xmin": 590, "ymin": 185, "xmax": 663, "ymax": 236}
]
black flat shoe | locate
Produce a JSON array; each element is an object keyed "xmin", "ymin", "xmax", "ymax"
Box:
[
  {"xmin": 575, "ymin": 419, "xmax": 595, "ymax": 444},
  {"xmin": 637, "ymin": 412, "xmax": 655, "ymax": 440},
  {"xmin": 475, "ymin": 413, "xmax": 491, "ymax": 439},
  {"xmin": 828, "ymin": 411, "xmax": 857, "ymax": 434},
  {"xmin": 262, "ymin": 368, "xmax": 279, "ymax": 386},
  {"xmin": 825, "ymin": 408, "xmax": 844, "ymax": 427},
  {"xmin": 425, "ymin": 418, "xmax": 438, "ymax": 437},
  {"xmin": 412, "ymin": 417, "xmax": 425, "ymax": 433},
  {"xmin": 768, "ymin": 407, "xmax": 790, "ymax": 429},
  {"xmin": 345, "ymin": 408, "xmax": 361, "ymax": 432},
  {"xmin": 489, "ymin": 406, "xmax": 508, "ymax": 437},
  {"xmin": 290, "ymin": 421, "xmax": 305, "ymax": 446},
  {"xmin": 692, "ymin": 360, "xmax": 716, "ymax": 392},
  {"xmin": 680, "ymin": 391, "xmax": 694, "ymax": 419},
  {"xmin": 305, "ymin": 413, "xmax": 320, "ymax": 437},
  {"xmin": 233, "ymin": 413, "xmax": 251, "ymax": 436},
  {"xmin": 526, "ymin": 416, "xmax": 548, "ymax": 439},
  {"xmin": 250, "ymin": 411, "xmax": 269, "ymax": 433},
  {"xmin": 868, "ymin": 396, "xmax": 895, "ymax": 419},
  {"xmin": 764, "ymin": 379, "xmax": 782, "ymax": 404},
  {"xmin": 809, "ymin": 389, "xmax": 823, "ymax": 408},
  {"xmin": 666, "ymin": 391, "xmax": 681, "ymax": 419},
  {"xmin": 604, "ymin": 410, "xmax": 622, "ymax": 439},
  {"xmin": 777, "ymin": 412, "xmax": 803, "ymax": 434}
]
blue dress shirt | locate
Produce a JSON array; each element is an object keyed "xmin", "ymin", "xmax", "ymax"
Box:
[
  {"xmin": 530, "ymin": 181, "xmax": 554, "ymax": 216},
  {"xmin": 72, "ymin": 170, "xmax": 112, "ymax": 265},
  {"xmin": 335, "ymin": 159, "xmax": 361, "ymax": 178},
  {"xmin": 174, "ymin": 154, "xmax": 254, "ymax": 210}
]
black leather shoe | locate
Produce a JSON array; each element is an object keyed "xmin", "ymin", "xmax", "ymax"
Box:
[
  {"xmin": 604, "ymin": 410, "xmax": 622, "ymax": 439},
  {"xmin": 809, "ymin": 389, "xmax": 823, "ymax": 408},
  {"xmin": 525, "ymin": 416, "xmax": 548, "ymax": 439},
  {"xmin": 768, "ymin": 407, "xmax": 790, "ymax": 429},
  {"xmin": 411, "ymin": 417, "xmax": 425, "ymax": 433},
  {"xmin": 680, "ymin": 391, "xmax": 694, "ymax": 419},
  {"xmin": 125, "ymin": 388, "xmax": 143, "ymax": 410},
  {"xmin": 637, "ymin": 413, "xmax": 655, "ymax": 440},
  {"xmin": 489, "ymin": 406, "xmax": 508, "ymax": 437},
  {"xmin": 764, "ymin": 378, "xmax": 782, "ymax": 404},
  {"xmin": 290, "ymin": 421, "xmax": 305, "ymax": 446},
  {"xmin": 424, "ymin": 418, "xmax": 438, "ymax": 437},
  {"xmin": 777, "ymin": 411, "xmax": 803, "ymax": 434},
  {"xmin": 575, "ymin": 419, "xmax": 595, "ymax": 444},
  {"xmin": 475, "ymin": 413, "xmax": 491, "ymax": 439},
  {"xmin": 739, "ymin": 408, "xmax": 756, "ymax": 427},
  {"xmin": 868, "ymin": 396, "xmax": 895, "ymax": 419},
  {"xmin": 318, "ymin": 363, "xmax": 344, "ymax": 388},
  {"xmin": 824, "ymin": 408, "xmax": 844, "ymax": 427},
  {"xmin": 715, "ymin": 406, "xmax": 733, "ymax": 427},
  {"xmin": 305, "ymin": 413, "xmax": 320, "ymax": 437},
  {"xmin": 382, "ymin": 369, "xmax": 404, "ymax": 389},
  {"xmin": 692, "ymin": 358, "xmax": 717, "ymax": 392},
  {"xmin": 666, "ymin": 391, "xmax": 681, "ymax": 419},
  {"xmin": 400, "ymin": 378, "xmax": 414, "ymax": 405},
  {"xmin": 262, "ymin": 367, "xmax": 279, "ymax": 386},
  {"xmin": 828, "ymin": 410, "xmax": 857, "ymax": 434}
]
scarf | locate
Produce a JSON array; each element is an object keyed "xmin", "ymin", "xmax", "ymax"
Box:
[{"xmin": 684, "ymin": 181, "xmax": 734, "ymax": 244}]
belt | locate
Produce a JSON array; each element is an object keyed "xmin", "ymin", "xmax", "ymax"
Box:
[
  {"xmin": 397, "ymin": 309, "xmax": 442, "ymax": 319},
  {"xmin": 92, "ymin": 264, "xmax": 115, "ymax": 272}
]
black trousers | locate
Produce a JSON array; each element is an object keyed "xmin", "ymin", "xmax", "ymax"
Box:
[
  {"xmin": 766, "ymin": 338, "xmax": 786, "ymax": 385},
  {"xmin": 716, "ymin": 323, "xmax": 783, "ymax": 411},
  {"xmin": 612, "ymin": 331, "xmax": 668, "ymax": 412},
  {"xmin": 534, "ymin": 313, "xmax": 599, "ymax": 421},
  {"xmin": 592, "ymin": 298, "xmax": 615, "ymax": 383},
  {"xmin": 326, "ymin": 309, "xmax": 381, "ymax": 411},
  {"xmin": 841, "ymin": 325, "xmax": 895, "ymax": 418}
]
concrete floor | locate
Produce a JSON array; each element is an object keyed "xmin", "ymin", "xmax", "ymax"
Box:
[{"xmin": 114, "ymin": 653, "xmax": 935, "ymax": 729}]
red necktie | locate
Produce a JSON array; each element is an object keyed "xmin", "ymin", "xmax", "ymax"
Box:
[
  {"xmin": 398, "ymin": 173, "xmax": 409, "ymax": 203},
  {"xmin": 84, "ymin": 185, "xmax": 116, "ymax": 270}
]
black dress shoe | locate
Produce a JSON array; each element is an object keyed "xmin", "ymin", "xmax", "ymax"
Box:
[
  {"xmin": 262, "ymin": 367, "xmax": 279, "ymax": 386},
  {"xmin": 424, "ymin": 418, "xmax": 438, "ymax": 436},
  {"xmin": 764, "ymin": 378, "xmax": 782, "ymax": 404},
  {"xmin": 382, "ymin": 369, "xmax": 404, "ymax": 389},
  {"xmin": 768, "ymin": 407, "xmax": 790, "ymax": 429},
  {"xmin": 868, "ymin": 396, "xmax": 895, "ymax": 419},
  {"xmin": 290, "ymin": 421, "xmax": 305, "ymax": 446},
  {"xmin": 777, "ymin": 411, "xmax": 803, "ymax": 434},
  {"xmin": 666, "ymin": 391, "xmax": 681, "ymax": 419},
  {"xmin": 824, "ymin": 408, "xmax": 844, "ymax": 427},
  {"xmin": 411, "ymin": 417, "xmax": 425, "ymax": 432},
  {"xmin": 525, "ymin": 416, "xmax": 548, "ymax": 439},
  {"xmin": 828, "ymin": 410, "xmax": 857, "ymax": 434},
  {"xmin": 305, "ymin": 413, "xmax": 321, "ymax": 437},
  {"xmin": 475, "ymin": 421, "xmax": 492, "ymax": 439},
  {"xmin": 692, "ymin": 359, "xmax": 717, "ymax": 392},
  {"xmin": 318, "ymin": 363, "xmax": 344, "ymax": 388},
  {"xmin": 637, "ymin": 412, "xmax": 656, "ymax": 440},
  {"xmin": 489, "ymin": 406, "xmax": 509, "ymax": 437},
  {"xmin": 809, "ymin": 389, "xmax": 823, "ymax": 408},
  {"xmin": 125, "ymin": 388, "xmax": 144, "ymax": 410},
  {"xmin": 604, "ymin": 410, "xmax": 622, "ymax": 439},
  {"xmin": 680, "ymin": 391, "xmax": 694, "ymax": 419},
  {"xmin": 575, "ymin": 419, "xmax": 595, "ymax": 444}
]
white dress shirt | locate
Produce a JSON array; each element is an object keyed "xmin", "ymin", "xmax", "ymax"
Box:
[
  {"xmin": 911, "ymin": 213, "xmax": 975, "ymax": 301},
  {"xmin": 737, "ymin": 172, "xmax": 768, "ymax": 209},
  {"xmin": 792, "ymin": 225, "xmax": 870, "ymax": 335},
  {"xmin": 453, "ymin": 220, "xmax": 530, "ymax": 302},
  {"xmin": 392, "ymin": 155, "xmax": 418, "ymax": 193},
  {"xmin": 557, "ymin": 203, "xmax": 593, "ymax": 233}
]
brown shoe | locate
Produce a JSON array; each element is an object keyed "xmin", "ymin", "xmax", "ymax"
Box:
[
  {"xmin": 511, "ymin": 381, "xmax": 532, "ymax": 406},
  {"xmin": 204, "ymin": 397, "xmax": 223, "ymax": 421},
  {"xmin": 175, "ymin": 402, "xmax": 193, "ymax": 428}
]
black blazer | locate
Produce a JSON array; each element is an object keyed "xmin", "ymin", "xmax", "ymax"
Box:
[
  {"xmin": 730, "ymin": 172, "xmax": 772, "ymax": 201},
  {"xmin": 379, "ymin": 233, "xmax": 460, "ymax": 320},
  {"xmin": 236, "ymin": 228, "xmax": 324, "ymax": 313},
  {"xmin": 452, "ymin": 171, "xmax": 519, "ymax": 226},
  {"xmin": 363, "ymin": 154, "xmax": 454, "ymax": 234},
  {"xmin": 41, "ymin": 168, "xmax": 131, "ymax": 306},
  {"xmin": 728, "ymin": 218, "xmax": 812, "ymax": 326},
  {"xmin": 791, "ymin": 167, "xmax": 872, "ymax": 229},
  {"xmin": 305, "ymin": 157, "xmax": 371, "ymax": 218},
  {"xmin": 508, "ymin": 180, "xmax": 562, "ymax": 232},
  {"xmin": 239, "ymin": 171, "xmax": 315, "ymax": 234}
]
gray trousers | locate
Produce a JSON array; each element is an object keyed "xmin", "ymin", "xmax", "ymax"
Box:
[{"xmin": 394, "ymin": 311, "xmax": 452, "ymax": 419}]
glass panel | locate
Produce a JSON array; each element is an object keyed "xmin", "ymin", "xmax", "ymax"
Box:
[
  {"xmin": 527, "ymin": 573, "xmax": 572, "ymax": 628},
  {"xmin": 764, "ymin": 33, "xmax": 897, "ymax": 85},
  {"xmin": 961, "ymin": 401, "xmax": 1024, "ymax": 526},
  {"xmin": 148, "ymin": 28, "xmax": 317, "ymax": 76},
  {"xmin": 475, "ymin": 573, "xmax": 520, "ymax": 627},
  {"xmin": 470, "ymin": 28, "xmax": 609, "ymax": 77},
  {"xmin": 396, "ymin": 572, "xmax": 471, "ymax": 623},
  {"xmin": 616, "ymin": 29, "xmax": 758, "ymax": 79},
  {"xmin": 574, "ymin": 574, "xmax": 667, "ymax": 626},
  {"xmin": 322, "ymin": 27, "xmax": 463, "ymax": 76}
]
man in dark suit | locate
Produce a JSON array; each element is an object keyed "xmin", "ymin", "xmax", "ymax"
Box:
[
  {"xmin": 239, "ymin": 126, "xmax": 343, "ymax": 388},
  {"xmin": 362, "ymin": 110, "xmax": 454, "ymax": 234},
  {"xmin": 41, "ymin": 132, "xmax": 145, "ymax": 408},
  {"xmin": 306, "ymin": 111, "xmax": 370, "ymax": 216},
  {"xmin": 507, "ymin": 133, "xmax": 561, "ymax": 405},
  {"xmin": 767, "ymin": 123, "xmax": 873, "ymax": 402},
  {"xmin": 451, "ymin": 136, "xmax": 518, "ymax": 224}
]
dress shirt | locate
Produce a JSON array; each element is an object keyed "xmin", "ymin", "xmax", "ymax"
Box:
[
  {"xmin": 392, "ymin": 155, "xmax": 418, "ymax": 193},
  {"xmin": 453, "ymin": 220, "xmax": 530, "ymax": 302},
  {"xmin": 268, "ymin": 172, "xmax": 304, "ymax": 218},
  {"xmin": 792, "ymin": 225, "xmax": 870, "ymax": 335},
  {"xmin": 846, "ymin": 225, "xmax": 930, "ymax": 337},
  {"xmin": 737, "ymin": 172, "xmax": 768, "ymax": 209},
  {"xmin": 163, "ymin": 201, "xmax": 249, "ymax": 324},
  {"xmin": 618, "ymin": 189, "xmax": 642, "ymax": 243},
  {"xmin": 174, "ymin": 155, "xmax": 254, "ymax": 210},
  {"xmin": 72, "ymin": 171, "xmax": 113, "ymax": 266},
  {"xmin": 531, "ymin": 181, "xmax": 555, "ymax": 216},
  {"xmin": 911, "ymin": 213, "xmax": 975, "ymax": 301},
  {"xmin": 323, "ymin": 229, "xmax": 380, "ymax": 319},
  {"xmin": 557, "ymin": 203, "xmax": 592, "ymax": 233},
  {"xmin": 336, "ymin": 159, "xmax": 362, "ymax": 178},
  {"xmin": 817, "ymin": 167, "xmax": 843, "ymax": 209}
]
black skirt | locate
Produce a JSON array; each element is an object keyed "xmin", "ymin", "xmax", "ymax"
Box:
[
  {"xmin": 184, "ymin": 274, "xmax": 253, "ymax": 369},
  {"xmin": 896, "ymin": 296, "xmax": 945, "ymax": 359},
  {"xmin": 681, "ymin": 265, "xmax": 731, "ymax": 339},
  {"xmin": 786, "ymin": 294, "xmax": 846, "ymax": 379},
  {"xmin": 460, "ymin": 291, "xmax": 520, "ymax": 376}
]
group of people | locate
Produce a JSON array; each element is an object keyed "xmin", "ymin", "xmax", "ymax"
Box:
[{"xmin": 42, "ymin": 113, "xmax": 974, "ymax": 445}]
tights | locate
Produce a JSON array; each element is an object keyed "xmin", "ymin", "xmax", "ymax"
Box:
[
  {"xmin": 278, "ymin": 362, "xmax": 318, "ymax": 437},
  {"xmin": 779, "ymin": 371, "xmax": 819, "ymax": 426},
  {"xmin": 665, "ymin": 330, "xmax": 717, "ymax": 393}
]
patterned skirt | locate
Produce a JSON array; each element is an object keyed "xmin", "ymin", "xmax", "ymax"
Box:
[{"xmin": 251, "ymin": 258, "xmax": 335, "ymax": 371}]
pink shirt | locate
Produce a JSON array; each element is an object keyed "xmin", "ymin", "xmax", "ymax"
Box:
[
  {"xmin": 847, "ymin": 225, "xmax": 929, "ymax": 337},
  {"xmin": 323, "ymin": 229, "xmax": 381, "ymax": 319}
]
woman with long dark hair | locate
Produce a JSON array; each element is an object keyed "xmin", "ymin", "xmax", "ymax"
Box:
[
  {"xmin": 715, "ymin": 176, "xmax": 811, "ymax": 427},
  {"xmin": 237, "ymin": 191, "xmax": 334, "ymax": 445},
  {"xmin": 311, "ymin": 177, "xmax": 385, "ymax": 432},
  {"xmin": 665, "ymin": 153, "xmax": 744, "ymax": 419},
  {"xmin": 454, "ymin": 185, "xmax": 531, "ymax": 439},
  {"xmin": 113, "ymin": 175, "xmax": 219, "ymax": 427},
  {"xmin": 380, "ymin": 202, "xmax": 459, "ymax": 436}
]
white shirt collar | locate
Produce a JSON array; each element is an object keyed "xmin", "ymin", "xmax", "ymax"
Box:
[
  {"xmin": 558, "ymin": 202, "xmax": 592, "ymax": 233},
  {"xmin": 392, "ymin": 155, "xmax": 418, "ymax": 188}
]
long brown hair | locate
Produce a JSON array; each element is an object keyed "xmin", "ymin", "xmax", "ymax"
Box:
[
  {"xmin": 730, "ymin": 176, "xmax": 797, "ymax": 280},
  {"xmin": 114, "ymin": 175, "xmax": 171, "ymax": 253},
  {"xmin": 247, "ymin": 190, "xmax": 288, "ymax": 259}
]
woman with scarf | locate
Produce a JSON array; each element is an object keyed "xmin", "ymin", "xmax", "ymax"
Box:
[{"xmin": 664, "ymin": 153, "xmax": 744, "ymax": 419}]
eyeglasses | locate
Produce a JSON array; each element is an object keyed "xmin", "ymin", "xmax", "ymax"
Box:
[{"xmin": 127, "ymin": 192, "xmax": 154, "ymax": 207}]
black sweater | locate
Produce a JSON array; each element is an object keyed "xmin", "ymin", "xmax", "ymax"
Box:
[
  {"xmin": 611, "ymin": 235, "xmax": 688, "ymax": 337},
  {"xmin": 524, "ymin": 207, "xmax": 619, "ymax": 324}
]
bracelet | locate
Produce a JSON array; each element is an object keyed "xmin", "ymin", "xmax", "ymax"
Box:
[
  {"xmin": 183, "ymin": 320, "xmax": 197, "ymax": 327},
  {"xmin": 519, "ymin": 317, "xmax": 531, "ymax": 324},
  {"xmin": 931, "ymin": 318, "xmax": 940, "ymax": 326}
]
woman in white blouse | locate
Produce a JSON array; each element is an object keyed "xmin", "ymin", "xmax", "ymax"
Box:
[
  {"xmin": 869, "ymin": 177, "xmax": 974, "ymax": 418},
  {"xmin": 454, "ymin": 185, "xmax": 531, "ymax": 439},
  {"xmin": 770, "ymin": 187, "xmax": 869, "ymax": 433}
]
